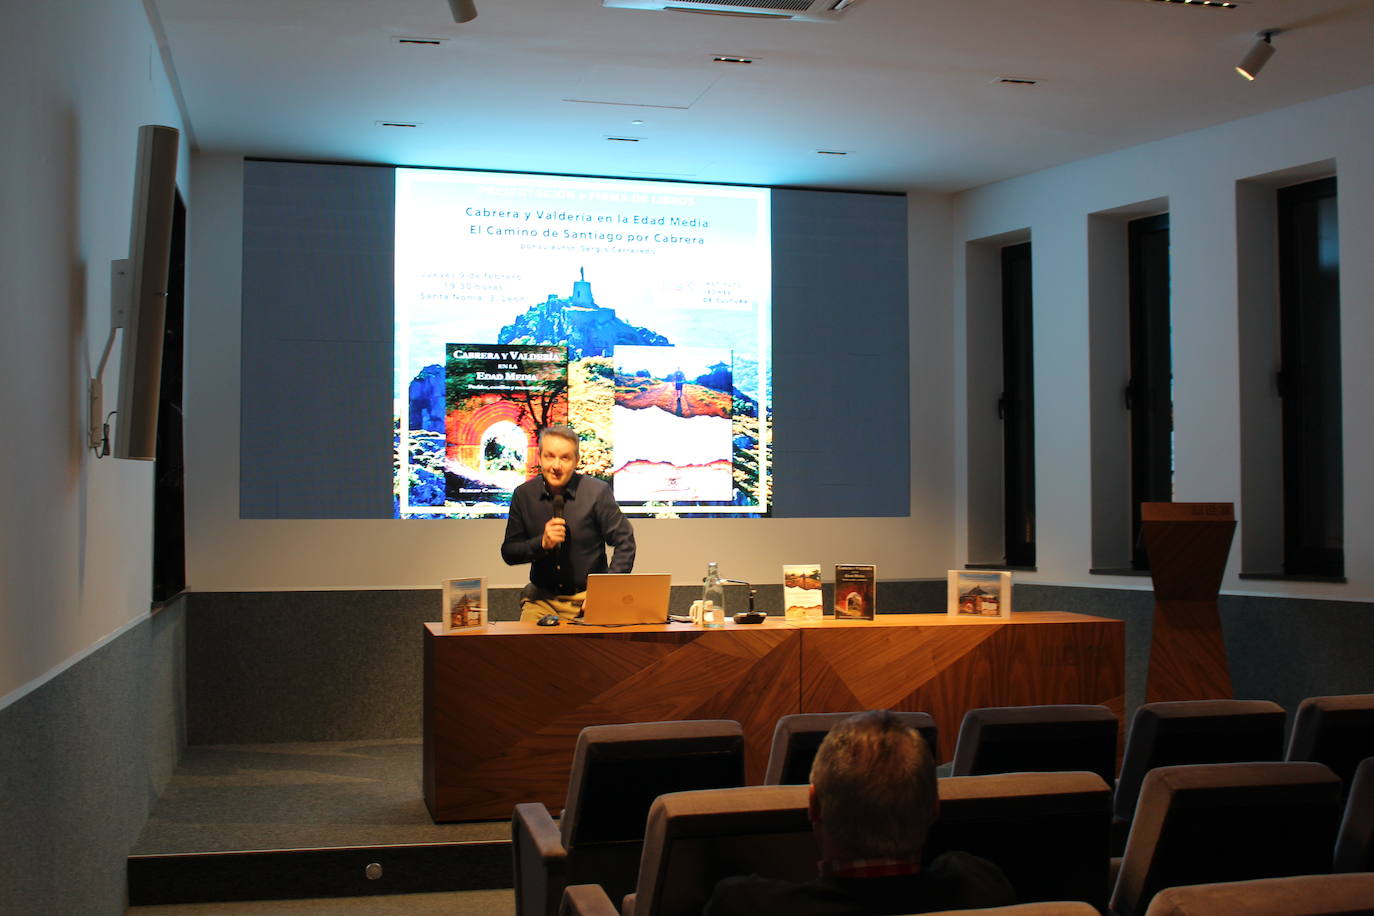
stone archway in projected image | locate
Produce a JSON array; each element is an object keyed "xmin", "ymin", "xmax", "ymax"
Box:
[{"xmin": 445, "ymin": 397, "xmax": 539, "ymax": 483}]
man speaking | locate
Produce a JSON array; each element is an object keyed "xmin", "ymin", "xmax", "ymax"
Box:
[{"xmin": 501, "ymin": 424, "xmax": 636, "ymax": 622}]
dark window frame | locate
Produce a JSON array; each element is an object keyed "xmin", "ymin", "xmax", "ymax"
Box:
[
  {"xmin": 999, "ymin": 241, "xmax": 1035, "ymax": 568},
  {"xmin": 1127, "ymin": 213, "xmax": 1173, "ymax": 569},
  {"xmin": 1277, "ymin": 176, "xmax": 1343, "ymax": 577},
  {"xmin": 153, "ymin": 191, "xmax": 187, "ymax": 605}
]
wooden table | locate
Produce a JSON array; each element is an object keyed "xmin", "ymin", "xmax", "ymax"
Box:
[{"xmin": 423, "ymin": 612, "xmax": 1123, "ymax": 822}]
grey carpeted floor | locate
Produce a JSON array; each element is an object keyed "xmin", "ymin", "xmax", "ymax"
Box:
[
  {"xmin": 134, "ymin": 739, "xmax": 511, "ymax": 854},
  {"xmin": 127, "ymin": 888, "xmax": 515, "ymax": 914}
]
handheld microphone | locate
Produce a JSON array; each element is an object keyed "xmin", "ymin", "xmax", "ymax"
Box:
[{"xmin": 552, "ymin": 494, "xmax": 565, "ymax": 519}]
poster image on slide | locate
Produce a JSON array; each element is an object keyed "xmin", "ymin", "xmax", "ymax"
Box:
[
  {"xmin": 613, "ymin": 345, "xmax": 733, "ymax": 502},
  {"xmin": 444, "ymin": 344, "xmax": 568, "ymax": 506}
]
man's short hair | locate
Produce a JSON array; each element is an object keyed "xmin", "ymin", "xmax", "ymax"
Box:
[
  {"xmin": 809, "ymin": 709, "xmax": 939, "ymax": 859},
  {"xmin": 538, "ymin": 424, "xmax": 580, "ymax": 459}
]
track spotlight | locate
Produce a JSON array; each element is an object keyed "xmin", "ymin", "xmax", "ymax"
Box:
[
  {"xmin": 1236, "ymin": 31, "xmax": 1275, "ymax": 81},
  {"xmin": 448, "ymin": 0, "xmax": 477, "ymax": 23}
]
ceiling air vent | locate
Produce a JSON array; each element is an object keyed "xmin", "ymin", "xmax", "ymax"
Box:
[{"xmin": 603, "ymin": 0, "xmax": 860, "ymax": 23}]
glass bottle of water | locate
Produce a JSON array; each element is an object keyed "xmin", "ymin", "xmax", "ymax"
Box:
[{"xmin": 701, "ymin": 562, "xmax": 725, "ymax": 629}]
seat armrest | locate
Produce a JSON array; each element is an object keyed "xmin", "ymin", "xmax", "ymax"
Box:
[
  {"xmin": 514, "ymin": 802, "xmax": 569, "ymax": 916},
  {"xmin": 559, "ymin": 884, "xmax": 621, "ymax": 916}
]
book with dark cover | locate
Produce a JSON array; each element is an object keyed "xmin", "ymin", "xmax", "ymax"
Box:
[
  {"xmin": 444, "ymin": 343, "xmax": 568, "ymax": 505},
  {"xmin": 834, "ymin": 564, "xmax": 876, "ymax": 620}
]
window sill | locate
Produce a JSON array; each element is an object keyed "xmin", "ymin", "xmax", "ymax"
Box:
[
  {"xmin": 1238, "ymin": 572, "xmax": 1347, "ymax": 584},
  {"xmin": 965, "ymin": 564, "xmax": 1037, "ymax": 573},
  {"xmin": 1088, "ymin": 568, "xmax": 1152, "ymax": 577}
]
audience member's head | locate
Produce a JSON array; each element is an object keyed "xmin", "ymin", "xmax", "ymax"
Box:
[{"xmin": 808, "ymin": 709, "xmax": 939, "ymax": 861}]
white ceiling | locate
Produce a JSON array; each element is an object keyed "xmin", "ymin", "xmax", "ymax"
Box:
[{"xmin": 150, "ymin": 0, "xmax": 1374, "ymax": 193}]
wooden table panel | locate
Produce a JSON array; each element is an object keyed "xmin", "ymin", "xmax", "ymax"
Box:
[
  {"xmin": 424, "ymin": 621, "xmax": 800, "ymax": 822},
  {"xmin": 797, "ymin": 614, "xmax": 1125, "ymax": 762},
  {"xmin": 423, "ymin": 612, "xmax": 1124, "ymax": 821}
]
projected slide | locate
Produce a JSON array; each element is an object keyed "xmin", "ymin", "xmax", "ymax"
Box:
[{"xmin": 394, "ymin": 168, "xmax": 771, "ymax": 518}]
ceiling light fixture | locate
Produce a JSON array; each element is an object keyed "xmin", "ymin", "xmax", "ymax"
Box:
[
  {"xmin": 713, "ymin": 55, "xmax": 754, "ymax": 64},
  {"xmin": 377, "ymin": 121, "xmax": 421, "ymax": 128},
  {"xmin": 448, "ymin": 0, "xmax": 477, "ymax": 23},
  {"xmin": 1236, "ymin": 31, "xmax": 1276, "ymax": 80},
  {"xmin": 1147, "ymin": 0, "xmax": 1238, "ymax": 8},
  {"xmin": 816, "ymin": 149, "xmax": 849, "ymax": 156}
]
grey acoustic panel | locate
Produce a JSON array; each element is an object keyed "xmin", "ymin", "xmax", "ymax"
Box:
[
  {"xmin": 771, "ymin": 188, "xmax": 909, "ymax": 518},
  {"xmin": 0, "ymin": 602, "xmax": 185, "ymax": 914},
  {"xmin": 240, "ymin": 160, "xmax": 394, "ymax": 519}
]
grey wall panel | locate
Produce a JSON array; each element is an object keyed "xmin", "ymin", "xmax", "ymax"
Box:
[
  {"xmin": 240, "ymin": 160, "xmax": 394, "ymax": 519},
  {"xmin": 183, "ymin": 587, "xmax": 1373, "ymax": 746},
  {"xmin": 0, "ymin": 600, "xmax": 184, "ymax": 914},
  {"xmin": 772, "ymin": 188, "xmax": 910, "ymax": 518}
]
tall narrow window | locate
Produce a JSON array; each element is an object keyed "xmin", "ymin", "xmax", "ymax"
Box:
[
  {"xmin": 153, "ymin": 192, "xmax": 187, "ymax": 604},
  {"xmin": 1000, "ymin": 242, "xmax": 1035, "ymax": 567},
  {"xmin": 1127, "ymin": 214, "xmax": 1172, "ymax": 569},
  {"xmin": 1278, "ymin": 177, "xmax": 1342, "ymax": 577}
]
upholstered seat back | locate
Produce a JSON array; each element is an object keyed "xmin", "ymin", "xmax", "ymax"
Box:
[
  {"xmin": 950, "ymin": 704, "xmax": 1119, "ymax": 784},
  {"xmin": 560, "ymin": 719, "xmax": 745, "ymax": 849},
  {"xmin": 1334, "ymin": 756, "xmax": 1374, "ymax": 873},
  {"xmin": 631, "ymin": 785, "xmax": 816, "ymax": 916},
  {"xmin": 1287, "ymin": 694, "xmax": 1374, "ymax": 793},
  {"xmin": 1111, "ymin": 762, "xmax": 1345, "ymax": 916},
  {"xmin": 1143, "ymin": 873, "xmax": 1374, "ymax": 916},
  {"xmin": 763, "ymin": 711, "xmax": 938, "ymax": 785},
  {"xmin": 928, "ymin": 770, "xmax": 1112, "ymax": 911},
  {"xmin": 1114, "ymin": 699, "xmax": 1287, "ymax": 822}
]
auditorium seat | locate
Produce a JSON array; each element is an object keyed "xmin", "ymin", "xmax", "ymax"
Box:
[
  {"xmin": 620, "ymin": 784, "xmax": 815, "ymax": 916},
  {"xmin": 512, "ymin": 719, "xmax": 746, "ymax": 916},
  {"xmin": 949, "ymin": 704, "xmax": 1119, "ymax": 784},
  {"xmin": 933, "ymin": 905, "xmax": 1100, "ymax": 916},
  {"xmin": 930, "ymin": 770, "xmax": 1113, "ymax": 911},
  {"xmin": 763, "ymin": 710, "xmax": 938, "ymax": 784},
  {"xmin": 1334, "ymin": 757, "xmax": 1374, "ymax": 873},
  {"xmin": 1286, "ymin": 694, "xmax": 1374, "ymax": 794},
  {"xmin": 1110, "ymin": 762, "xmax": 1345, "ymax": 916},
  {"xmin": 1142, "ymin": 873, "xmax": 1374, "ymax": 915},
  {"xmin": 1111, "ymin": 699, "xmax": 1286, "ymax": 852}
]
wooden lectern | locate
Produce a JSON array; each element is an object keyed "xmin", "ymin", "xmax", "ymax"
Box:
[{"xmin": 1141, "ymin": 502, "xmax": 1236, "ymax": 702}]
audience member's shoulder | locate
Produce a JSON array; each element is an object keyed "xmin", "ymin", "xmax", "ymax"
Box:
[
  {"xmin": 704, "ymin": 874, "xmax": 795, "ymax": 916},
  {"xmin": 924, "ymin": 850, "xmax": 1018, "ymax": 909}
]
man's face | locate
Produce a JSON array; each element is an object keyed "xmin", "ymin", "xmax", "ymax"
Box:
[{"xmin": 539, "ymin": 435, "xmax": 578, "ymax": 493}]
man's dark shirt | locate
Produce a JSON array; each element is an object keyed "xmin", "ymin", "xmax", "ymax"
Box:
[
  {"xmin": 501, "ymin": 473, "xmax": 635, "ymax": 595},
  {"xmin": 703, "ymin": 851, "xmax": 1016, "ymax": 916}
]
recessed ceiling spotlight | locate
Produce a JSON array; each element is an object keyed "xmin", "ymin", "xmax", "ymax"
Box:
[
  {"xmin": 995, "ymin": 77, "xmax": 1040, "ymax": 86},
  {"xmin": 376, "ymin": 121, "xmax": 422, "ymax": 128},
  {"xmin": 630, "ymin": 119, "xmax": 645, "ymax": 126},
  {"xmin": 713, "ymin": 55, "xmax": 754, "ymax": 64},
  {"xmin": 1145, "ymin": 0, "xmax": 1238, "ymax": 8}
]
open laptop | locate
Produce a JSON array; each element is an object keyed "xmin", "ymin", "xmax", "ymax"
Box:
[{"xmin": 580, "ymin": 573, "xmax": 672, "ymax": 625}]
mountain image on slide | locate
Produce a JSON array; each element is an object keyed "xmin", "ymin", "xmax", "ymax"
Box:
[{"xmin": 497, "ymin": 270, "xmax": 668, "ymax": 360}]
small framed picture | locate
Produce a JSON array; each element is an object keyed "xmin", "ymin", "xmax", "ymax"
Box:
[
  {"xmin": 947, "ymin": 570, "xmax": 1012, "ymax": 618},
  {"xmin": 441, "ymin": 577, "xmax": 487, "ymax": 632}
]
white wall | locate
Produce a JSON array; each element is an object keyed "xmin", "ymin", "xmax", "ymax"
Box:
[
  {"xmin": 952, "ymin": 83, "xmax": 1374, "ymax": 601},
  {"xmin": 0, "ymin": 2, "xmax": 188, "ymax": 703},
  {"xmin": 183, "ymin": 165, "xmax": 958, "ymax": 590}
]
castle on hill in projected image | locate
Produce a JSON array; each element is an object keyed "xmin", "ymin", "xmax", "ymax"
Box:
[{"xmin": 399, "ymin": 270, "xmax": 767, "ymax": 517}]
